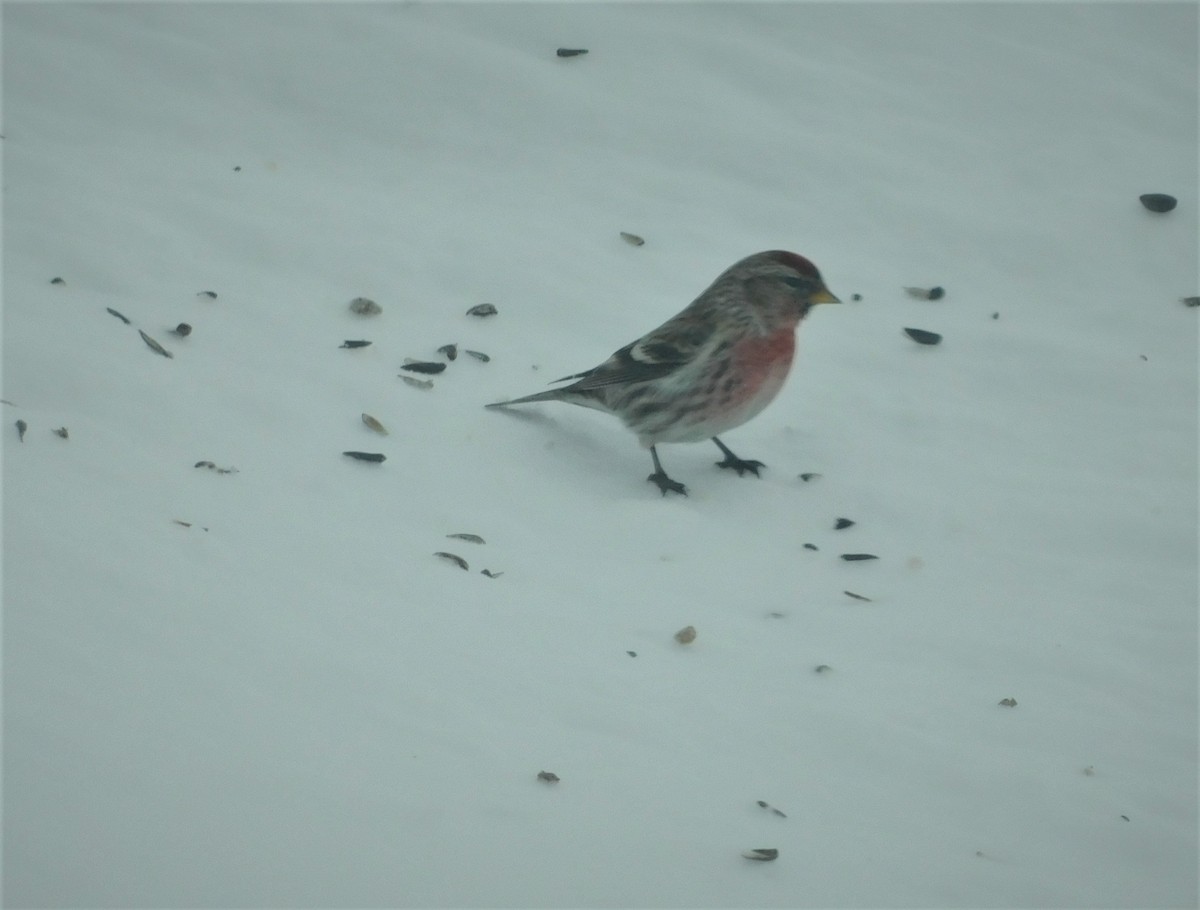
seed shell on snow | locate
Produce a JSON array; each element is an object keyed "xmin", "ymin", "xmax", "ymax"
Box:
[
  {"xmin": 834, "ymin": 518, "xmax": 855, "ymax": 530},
  {"xmin": 798, "ymin": 472, "xmax": 821, "ymax": 482},
  {"xmin": 197, "ymin": 290, "xmax": 218, "ymax": 299},
  {"xmin": 1139, "ymin": 193, "xmax": 1177, "ymax": 213},
  {"xmin": 465, "ymin": 303, "xmax": 498, "ymax": 317},
  {"xmin": 401, "ymin": 376, "xmax": 434, "ymax": 390},
  {"xmin": 841, "ymin": 553, "xmax": 878, "ymax": 561},
  {"xmin": 1181, "ymin": 297, "xmax": 1200, "ymax": 308},
  {"xmin": 537, "ymin": 770, "xmax": 561, "ymax": 782},
  {"xmin": 447, "ymin": 533, "xmax": 485, "ymax": 544},
  {"xmin": 464, "ymin": 349, "xmax": 490, "ymax": 362},
  {"xmin": 904, "ymin": 286, "xmax": 945, "ymax": 300},
  {"xmin": 480, "ymin": 568, "xmax": 503, "ymax": 578},
  {"xmin": 401, "ymin": 360, "xmax": 447, "ymax": 375},
  {"xmin": 139, "ymin": 329, "xmax": 173, "ymax": 358},
  {"xmin": 53, "ymin": 426, "xmax": 69, "ymax": 439},
  {"xmin": 437, "ymin": 343, "xmax": 459, "ymax": 361},
  {"xmin": 348, "ymin": 297, "xmax": 382, "ymax": 316},
  {"xmin": 674, "ymin": 625, "xmax": 697, "ymax": 644},
  {"xmin": 106, "ymin": 307, "xmax": 132, "ymax": 324},
  {"xmin": 16, "ymin": 420, "xmax": 28, "ymax": 441},
  {"xmin": 998, "ymin": 697, "xmax": 1018, "ymax": 707},
  {"xmin": 843, "ymin": 590, "xmax": 872, "ymax": 602},
  {"xmin": 361, "ymin": 413, "xmax": 388, "ymax": 435},
  {"xmin": 742, "ymin": 848, "xmax": 779, "ymax": 862},
  {"xmin": 340, "ymin": 340, "xmax": 372, "ymax": 349},
  {"xmin": 556, "ymin": 48, "xmax": 588, "ymax": 57},
  {"xmin": 903, "ymin": 327, "xmax": 942, "ymax": 346},
  {"xmin": 619, "ymin": 231, "xmax": 645, "ymax": 246},
  {"xmin": 171, "ymin": 323, "xmax": 192, "ymax": 337},
  {"xmin": 50, "ymin": 277, "xmax": 66, "ymax": 285},
  {"xmin": 434, "ymin": 551, "xmax": 469, "ymax": 571},
  {"xmin": 343, "ymin": 451, "xmax": 386, "ymax": 463}
]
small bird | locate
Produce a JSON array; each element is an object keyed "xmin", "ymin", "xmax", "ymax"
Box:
[{"xmin": 487, "ymin": 250, "xmax": 840, "ymax": 495}]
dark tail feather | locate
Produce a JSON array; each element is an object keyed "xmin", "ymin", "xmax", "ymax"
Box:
[{"xmin": 485, "ymin": 388, "xmax": 568, "ymax": 409}]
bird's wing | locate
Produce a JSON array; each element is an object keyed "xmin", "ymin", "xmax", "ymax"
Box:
[{"xmin": 553, "ymin": 320, "xmax": 713, "ymax": 390}]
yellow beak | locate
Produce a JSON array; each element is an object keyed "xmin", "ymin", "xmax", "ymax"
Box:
[{"xmin": 811, "ymin": 287, "xmax": 841, "ymax": 305}]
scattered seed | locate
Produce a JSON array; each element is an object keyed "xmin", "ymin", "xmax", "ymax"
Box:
[
  {"xmin": 466, "ymin": 303, "xmax": 498, "ymax": 317},
  {"xmin": 139, "ymin": 329, "xmax": 173, "ymax": 358},
  {"xmin": 361, "ymin": 413, "xmax": 388, "ymax": 435},
  {"xmin": 992, "ymin": 312, "xmax": 1000, "ymax": 319},
  {"xmin": 438, "ymin": 343, "xmax": 459, "ymax": 361},
  {"xmin": 434, "ymin": 551, "xmax": 469, "ymax": 570},
  {"xmin": 401, "ymin": 376, "xmax": 434, "ymax": 390},
  {"xmin": 772, "ymin": 808, "xmax": 787, "ymax": 818},
  {"xmin": 756, "ymin": 800, "xmax": 768, "ymax": 808},
  {"xmin": 742, "ymin": 848, "xmax": 779, "ymax": 862},
  {"xmin": 798, "ymin": 472, "xmax": 821, "ymax": 482},
  {"xmin": 16, "ymin": 420, "xmax": 28, "ymax": 441},
  {"xmin": 480, "ymin": 568, "xmax": 503, "ymax": 578},
  {"xmin": 926, "ymin": 286, "xmax": 945, "ymax": 300},
  {"xmin": 348, "ymin": 297, "xmax": 382, "ymax": 316},
  {"xmin": 106, "ymin": 307, "xmax": 131, "ymax": 324},
  {"xmin": 851, "ymin": 293, "xmax": 862, "ymax": 301},
  {"xmin": 815, "ymin": 664, "xmax": 832, "ymax": 673},
  {"xmin": 173, "ymin": 519, "xmax": 193, "ymax": 527},
  {"xmin": 447, "ymin": 533, "xmax": 485, "ymax": 544},
  {"xmin": 50, "ymin": 277, "xmax": 66, "ymax": 285},
  {"xmin": 1120, "ymin": 815, "xmax": 1130, "ymax": 822},
  {"xmin": 1139, "ymin": 193, "xmax": 1177, "ymax": 213},
  {"xmin": 537, "ymin": 770, "xmax": 561, "ymax": 782},
  {"xmin": 401, "ymin": 360, "xmax": 447, "ymax": 375},
  {"xmin": 52, "ymin": 427, "xmax": 69, "ymax": 439},
  {"xmin": 767, "ymin": 611, "xmax": 786, "ymax": 619},
  {"xmin": 233, "ymin": 165, "xmax": 241, "ymax": 172},
  {"xmin": 756, "ymin": 800, "xmax": 788, "ymax": 818},
  {"xmin": 803, "ymin": 543, "xmax": 818, "ymax": 551},
  {"xmin": 171, "ymin": 323, "xmax": 192, "ymax": 337},
  {"xmin": 194, "ymin": 460, "xmax": 216, "ymax": 469},
  {"xmin": 340, "ymin": 340, "xmax": 372, "ymax": 349},
  {"xmin": 674, "ymin": 625, "xmax": 696, "ymax": 644},
  {"xmin": 620, "ymin": 231, "xmax": 645, "ymax": 246},
  {"xmin": 904, "ymin": 286, "xmax": 941, "ymax": 300},
  {"xmin": 627, "ymin": 650, "xmax": 637, "ymax": 658},
  {"xmin": 843, "ymin": 590, "xmax": 872, "ymax": 602},
  {"xmin": 903, "ymin": 327, "xmax": 942, "ymax": 345},
  {"xmin": 464, "ymin": 349, "xmax": 491, "ymax": 362},
  {"xmin": 194, "ymin": 460, "xmax": 238, "ymax": 474},
  {"xmin": 343, "ymin": 451, "xmax": 386, "ymax": 463},
  {"xmin": 834, "ymin": 518, "xmax": 855, "ymax": 530},
  {"xmin": 1181, "ymin": 297, "xmax": 1200, "ymax": 308},
  {"xmin": 197, "ymin": 290, "xmax": 218, "ymax": 299},
  {"xmin": 556, "ymin": 48, "xmax": 588, "ymax": 57},
  {"xmin": 998, "ymin": 697, "xmax": 1018, "ymax": 707},
  {"xmin": 840, "ymin": 553, "xmax": 878, "ymax": 561}
]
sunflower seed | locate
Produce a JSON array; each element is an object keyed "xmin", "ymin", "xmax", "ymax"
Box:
[
  {"xmin": 903, "ymin": 327, "xmax": 942, "ymax": 345},
  {"xmin": 619, "ymin": 231, "xmax": 645, "ymax": 246},
  {"xmin": 803, "ymin": 543, "xmax": 818, "ymax": 551},
  {"xmin": 401, "ymin": 376, "xmax": 433, "ymax": 390},
  {"xmin": 998, "ymin": 698, "xmax": 1018, "ymax": 707},
  {"xmin": 348, "ymin": 297, "xmax": 382, "ymax": 316},
  {"xmin": 1139, "ymin": 193, "xmax": 1177, "ymax": 213},
  {"xmin": 106, "ymin": 307, "xmax": 131, "ymax": 324},
  {"xmin": 171, "ymin": 323, "xmax": 192, "ymax": 337},
  {"xmin": 834, "ymin": 518, "xmax": 855, "ymax": 530},
  {"xmin": 400, "ymin": 360, "xmax": 446, "ymax": 375},
  {"xmin": 197, "ymin": 290, "xmax": 218, "ymax": 299},
  {"xmin": 361, "ymin": 413, "xmax": 388, "ymax": 435},
  {"xmin": 53, "ymin": 427, "xmax": 69, "ymax": 439},
  {"xmin": 742, "ymin": 848, "xmax": 778, "ymax": 862},
  {"xmin": 139, "ymin": 330, "xmax": 173, "ymax": 358},
  {"xmin": 447, "ymin": 533, "xmax": 485, "ymax": 544},
  {"xmin": 340, "ymin": 340, "xmax": 372, "ymax": 349},
  {"xmin": 1182, "ymin": 297, "xmax": 1200, "ymax": 308},
  {"xmin": 799, "ymin": 472, "xmax": 821, "ymax": 482},
  {"xmin": 16, "ymin": 420, "xmax": 28, "ymax": 441},
  {"xmin": 343, "ymin": 451, "xmax": 385, "ymax": 463},
  {"xmin": 843, "ymin": 590, "xmax": 872, "ymax": 602},
  {"xmin": 840, "ymin": 553, "xmax": 878, "ymax": 561},
  {"xmin": 537, "ymin": 770, "xmax": 561, "ymax": 782},
  {"xmin": 814, "ymin": 664, "xmax": 833, "ymax": 673},
  {"xmin": 50, "ymin": 277, "xmax": 66, "ymax": 285},
  {"xmin": 434, "ymin": 551, "xmax": 468, "ymax": 570},
  {"xmin": 674, "ymin": 625, "xmax": 696, "ymax": 644},
  {"xmin": 466, "ymin": 303, "xmax": 498, "ymax": 317},
  {"xmin": 464, "ymin": 349, "xmax": 490, "ymax": 362},
  {"xmin": 556, "ymin": 48, "xmax": 588, "ymax": 57},
  {"xmin": 481, "ymin": 568, "xmax": 503, "ymax": 578},
  {"xmin": 438, "ymin": 343, "xmax": 459, "ymax": 361}
]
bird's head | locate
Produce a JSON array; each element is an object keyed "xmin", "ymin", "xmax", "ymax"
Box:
[{"xmin": 731, "ymin": 250, "xmax": 841, "ymax": 325}]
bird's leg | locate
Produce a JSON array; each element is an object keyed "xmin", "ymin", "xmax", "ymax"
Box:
[
  {"xmin": 647, "ymin": 446, "xmax": 687, "ymax": 496},
  {"xmin": 712, "ymin": 437, "xmax": 765, "ymax": 477}
]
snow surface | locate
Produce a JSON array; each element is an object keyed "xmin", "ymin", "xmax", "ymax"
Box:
[{"xmin": 2, "ymin": 2, "xmax": 1197, "ymax": 907}]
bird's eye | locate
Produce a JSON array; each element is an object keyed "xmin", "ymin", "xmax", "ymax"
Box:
[{"xmin": 780, "ymin": 276, "xmax": 804, "ymax": 289}]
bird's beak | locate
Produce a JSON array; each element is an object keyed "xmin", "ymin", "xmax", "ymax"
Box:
[{"xmin": 811, "ymin": 287, "xmax": 841, "ymax": 304}]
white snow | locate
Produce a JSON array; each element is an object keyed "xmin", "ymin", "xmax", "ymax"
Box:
[{"xmin": 2, "ymin": 2, "xmax": 1197, "ymax": 907}]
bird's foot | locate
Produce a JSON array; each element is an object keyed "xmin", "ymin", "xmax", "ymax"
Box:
[
  {"xmin": 715, "ymin": 455, "xmax": 765, "ymax": 477},
  {"xmin": 647, "ymin": 471, "xmax": 688, "ymax": 497}
]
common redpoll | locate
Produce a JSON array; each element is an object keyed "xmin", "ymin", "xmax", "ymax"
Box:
[{"xmin": 487, "ymin": 250, "xmax": 840, "ymax": 495}]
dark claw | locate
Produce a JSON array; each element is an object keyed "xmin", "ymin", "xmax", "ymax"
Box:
[
  {"xmin": 647, "ymin": 472, "xmax": 688, "ymax": 496},
  {"xmin": 715, "ymin": 456, "xmax": 765, "ymax": 477}
]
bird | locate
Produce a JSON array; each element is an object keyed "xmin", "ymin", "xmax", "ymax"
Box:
[{"xmin": 486, "ymin": 250, "xmax": 840, "ymax": 495}]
